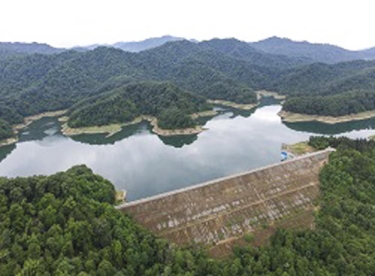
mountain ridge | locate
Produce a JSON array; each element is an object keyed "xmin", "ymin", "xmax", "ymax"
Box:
[
  {"xmin": 2, "ymin": 37, "xmax": 375, "ymax": 132},
  {"xmin": 251, "ymin": 36, "xmax": 375, "ymax": 63},
  {"xmin": 2, "ymin": 36, "xmax": 375, "ymax": 62}
]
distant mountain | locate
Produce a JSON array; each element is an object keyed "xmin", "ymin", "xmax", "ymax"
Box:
[
  {"xmin": 358, "ymin": 47, "xmax": 375, "ymax": 60},
  {"xmin": 201, "ymin": 38, "xmax": 311, "ymax": 67},
  {"xmin": 71, "ymin": 44, "xmax": 105, "ymax": 52},
  {"xmin": 0, "ymin": 42, "xmax": 64, "ymax": 58},
  {"xmin": 251, "ymin": 36, "xmax": 373, "ymax": 64},
  {"xmin": 71, "ymin": 36, "xmax": 191, "ymax": 53},
  {"xmin": 113, "ymin": 35, "xmax": 189, "ymax": 52}
]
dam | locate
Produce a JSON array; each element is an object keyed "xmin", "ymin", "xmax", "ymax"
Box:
[{"xmin": 117, "ymin": 148, "xmax": 334, "ymax": 256}]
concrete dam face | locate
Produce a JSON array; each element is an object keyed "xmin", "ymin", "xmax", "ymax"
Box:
[{"xmin": 117, "ymin": 149, "xmax": 334, "ymax": 256}]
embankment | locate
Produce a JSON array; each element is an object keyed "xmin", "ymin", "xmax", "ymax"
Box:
[{"xmin": 118, "ymin": 148, "xmax": 334, "ymax": 257}]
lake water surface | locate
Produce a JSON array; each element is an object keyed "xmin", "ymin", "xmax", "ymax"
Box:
[{"xmin": 1, "ymin": 103, "xmax": 375, "ymax": 201}]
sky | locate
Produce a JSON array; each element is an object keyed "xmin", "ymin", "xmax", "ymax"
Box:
[{"xmin": 1, "ymin": 0, "xmax": 374, "ymax": 50}]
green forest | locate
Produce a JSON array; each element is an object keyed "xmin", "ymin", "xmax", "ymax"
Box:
[
  {"xmin": 0, "ymin": 119, "xmax": 13, "ymax": 140},
  {"xmin": 1, "ymin": 137, "xmax": 374, "ymax": 275},
  {"xmin": 283, "ymin": 90, "xmax": 375, "ymax": 116},
  {"xmin": 68, "ymin": 82, "xmax": 209, "ymax": 129},
  {"xmin": 2, "ymin": 38, "xmax": 375, "ymax": 136},
  {"xmin": 274, "ymin": 62, "xmax": 375, "ymax": 116}
]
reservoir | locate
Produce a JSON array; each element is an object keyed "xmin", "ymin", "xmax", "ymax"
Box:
[{"xmin": 1, "ymin": 102, "xmax": 374, "ymax": 201}]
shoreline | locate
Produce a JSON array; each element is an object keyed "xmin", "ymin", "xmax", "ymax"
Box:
[
  {"xmin": 0, "ymin": 110, "xmax": 67, "ymax": 148},
  {"xmin": 61, "ymin": 117, "xmax": 140, "ymax": 137},
  {"xmin": 282, "ymin": 141, "xmax": 316, "ymax": 156},
  {"xmin": 0, "ymin": 137, "xmax": 18, "ymax": 147},
  {"xmin": 207, "ymin": 91, "xmax": 284, "ymax": 110},
  {"xmin": 13, "ymin": 110, "xmax": 68, "ymax": 132},
  {"xmin": 279, "ymin": 110, "xmax": 375, "ymax": 124},
  {"xmin": 61, "ymin": 110, "xmax": 218, "ymax": 137},
  {"xmin": 207, "ymin": 100, "xmax": 257, "ymax": 110},
  {"xmin": 190, "ymin": 110, "xmax": 218, "ymax": 119},
  {"xmin": 256, "ymin": 90, "xmax": 286, "ymax": 101}
]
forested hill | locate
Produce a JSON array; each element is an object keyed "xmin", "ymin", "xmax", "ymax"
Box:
[
  {"xmin": 273, "ymin": 60, "xmax": 375, "ymax": 116},
  {"xmin": 1, "ymin": 138, "xmax": 375, "ymax": 275},
  {"xmin": 251, "ymin": 36, "xmax": 375, "ymax": 63},
  {"xmin": 0, "ymin": 38, "xmax": 306, "ymax": 130},
  {"xmin": 0, "ymin": 42, "xmax": 64, "ymax": 59},
  {"xmin": 113, "ymin": 35, "xmax": 186, "ymax": 52},
  {"xmin": 68, "ymin": 82, "xmax": 211, "ymax": 129},
  {"xmin": 2, "ymin": 37, "xmax": 375, "ymax": 131}
]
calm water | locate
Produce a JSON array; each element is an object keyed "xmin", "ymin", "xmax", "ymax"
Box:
[{"xmin": 1, "ymin": 103, "xmax": 375, "ymax": 201}]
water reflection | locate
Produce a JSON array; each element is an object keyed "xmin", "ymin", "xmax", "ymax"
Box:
[
  {"xmin": 284, "ymin": 118, "xmax": 375, "ymax": 135},
  {"xmin": 72, "ymin": 112, "xmax": 218, "ymax": 148},
  {"xmin": 158, "ymin": 134, "xmax": 198, "ymax": 148},
  {"xmin": 19, "ymin": 117, "xmax": 61, "ymax": 142},
  {"xmin": 0, "ymin": 104, "xmax": 374, "ymax": 201},
  {"xmin": 71, "ymin": 122, "xmax": 149, "ymax": 145},
  {"xmin": 0, "ymin": 144, "xmax": 16, "ymax": 163}
]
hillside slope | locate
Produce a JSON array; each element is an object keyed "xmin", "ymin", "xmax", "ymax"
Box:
[
  {"xmin": 273, "ymin": 60, "xmax": 375, "ymax": 116},
  {"xmin": 0, "ymin": 42, "xmax": 64, "ymax": 59},
  {"xmin": 0, "ymin": 38, "xmax": 308, "ymax": 126},
  {"xmin": 251, "ymin": 36, "xmax": 372, "ymax": 63},
  {"xmin": 68, "ymin": 81, "xmax": 210, "ymax": 129}
]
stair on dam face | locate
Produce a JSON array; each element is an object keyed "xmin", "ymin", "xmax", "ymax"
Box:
[{"xmin": 118, "ymin": 148, "xmax": 334, "ymax": 256}]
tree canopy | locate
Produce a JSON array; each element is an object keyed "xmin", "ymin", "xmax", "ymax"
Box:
[
  {"xmin": 2, "ymin": 38, "xmax": 375, "ymax": 127},
  {"xmin": 67, "ymin": 81, "xmax": 210, "ymax": 129},
  {"xmin": 0, "ymin": 119, "xmax": 13, "ymax": 140},
  {"xmin": 1, "ymin": 137, "xmax": 375, "ymax": 275}
]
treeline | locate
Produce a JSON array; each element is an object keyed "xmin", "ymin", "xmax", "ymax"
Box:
[
  {"xmin": 308, "ymin": 135, "xmax": 375, "ymax": 151},
  {"xmin": 272, "ymin": 61, "xmax": 375, "ymax": 96},
  {"xmin": 0, "ymin": 119, "xmax": 13, "ymax": 140},
  {"xmin": 0, "ymin": 165, "xmax": 208, "ymax": 275},
  {"xmin": 1, "ymin": 138, "xmax": 375, "ymax": 275},
  {"xmin": 283, "ymin": 90, "xmax": 375, "ymax": 116},
  {"xmin": 0, "ymin": 38, "xmax": 309, "ymax": 127},
  {"xmin": 2, "ymin": 38, "xmax": 375, "ymax": 135},
  {"xmin": 68, "ymin": 82, "xmax": 209, "ymax": 129},
  {"xmin": 216, "ymin": 137, "xmax": 375, "ymax": 275},
  {"xmin": 274, "ymin": 61, "xmax": 375, "ymax": 117},
  {"xmin": 0, "ymin": 166, "xmax": 219, "ymax": 276}
]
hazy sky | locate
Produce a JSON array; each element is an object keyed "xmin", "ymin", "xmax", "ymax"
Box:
[{"xmin": 1, "ymin": 0, "xmax": 374, "ymax": 50}]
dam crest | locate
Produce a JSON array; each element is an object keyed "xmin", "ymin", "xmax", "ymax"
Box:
[{"xmin": 117, "ymin": 148, "xmax": 334, "ymax": 256}]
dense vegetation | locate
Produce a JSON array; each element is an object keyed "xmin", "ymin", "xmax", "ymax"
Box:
[
  {"xmin": 275, "ymin": 62, "xmax": 375, "ymax": 116},
  {"xmin": 2, "ymin": 37, "xmax": 375, "ymax": 131},
  {"xmin": 0, "ymin": 119, "xmax": 13, "ymax": 140},
  {"xmin": 1, "ymin": 138, "xmax": 375, "ymax": 275},
  {"xmin": 0, "ymin": 42, "xmax": 64, "ymax": 59},
  {"xmin": 0, "ymin": 165, "xmax": 207, "ymax": 275},
  {"xmin": 68, "ymin": 82, "xmax": 209, "ymax": 129},
  {"xmin": 283, "ymin": 90, "xmax": 375, "ymax": 116},
  {"xmin": 0, "ymin": 38, "xmax": 308, "ymax": 128},
  {"xmin": 308, "ymin": 135, "xmax": 375, "ymax": 151}
]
